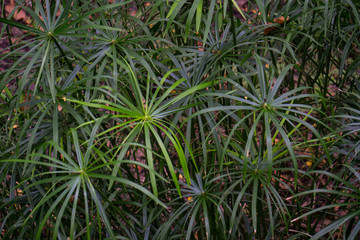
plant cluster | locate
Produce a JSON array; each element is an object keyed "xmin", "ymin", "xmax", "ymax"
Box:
[{"xmin": 1, "ymin": 0, "xmax": 360, "ymax": 239}]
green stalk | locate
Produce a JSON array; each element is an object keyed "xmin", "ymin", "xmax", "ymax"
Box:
[{"xmin": 228, "ymin": 0, "xmax": 237, "ymax": 46}]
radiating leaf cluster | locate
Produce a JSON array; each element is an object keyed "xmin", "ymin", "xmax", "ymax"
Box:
[{"xmin": 1, "ymin": 0, "xmax": 360, "ymax": 239}]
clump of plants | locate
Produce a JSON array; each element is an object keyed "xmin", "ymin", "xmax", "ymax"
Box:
[{"xmin": 1, "ymin": 0, "xmax": 360, "ymax": 239}]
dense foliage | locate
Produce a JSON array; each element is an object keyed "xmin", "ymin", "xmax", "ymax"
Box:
[{"xmin": 1, "ymin": 0, "xmax": 360, "ymax": 239}]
